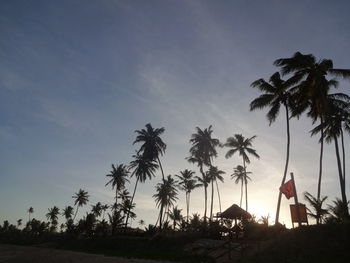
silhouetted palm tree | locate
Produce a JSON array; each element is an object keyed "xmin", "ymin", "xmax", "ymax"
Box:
[
  {"xmin": 169, "ymin": 206, "xmax": 183, "ymax": 230},
  {"xmin": 175, "ymin": 169, "xmax": 200, "ymax": 223},
  {"xmin": 303, "ymin": 192, "xmax": 328, "ymax": 224},
  {"xmin": 194, "ymin": 170, "xmax": 211, "ymax": 222},
  {"xmin": 224, "ymin": 134, "xmax": 259, "ymax": 211},
  {"xmin": 188, "ymin": 126, "xmax": 219, "ymax": 222},
  {"xmin": 46, "ymin": 206, "xmax": 60, "ymax": 230},
  {"xmin": 153, "ymin": 175, "xmax": 178, "ymax": 229},
  {"xmin": 62, "ymin": 206, "xmax": 74, "ymax": 221},
  {"xmin": 231, "ymin": 165, "xmax": 251, "ymax": 208},
  {"xmin": 105, "ymin": 164, "xmax": 130, "ymax": 211},
  {"xmin": 328, "ymin": 198, "xmax": 350, "ymax": 222},
  {"xmin": 274, "ymin": 52, "xmax": 350, "ymax": 201},
  {"xmin": 133, "ymin": 123, "xmax": 166, "ymax": 181},
  {"xmin": 311, "ymin": 105, "xmax": 350, "ymax": 218},
  {"xmin": 27, "ymin": 207, "xmax": 34, "ymax": 222},
  {"xmin": 125, "ymin": 152, "xmax": 158, "ymax": 227},
  {"xmin": 207, "ymin": 166, "xmax": 225, "ymax": 221},
  {"xmin": 250, "ymin": 72, "xmax": 297, "ymax": 224},
  {"xmin": 72, "ymin": 189, "xmax": 89, "ymax": 222},
  {"xmin": 91, "ymin": 202, "xmax": 103, "ymax": 218}
]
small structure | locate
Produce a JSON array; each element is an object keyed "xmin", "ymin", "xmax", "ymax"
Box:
[{"xmin": 216, "ymin": 204, "xmax": 252, "ymax": 240}]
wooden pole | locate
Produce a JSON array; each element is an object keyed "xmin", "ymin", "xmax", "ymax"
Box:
[{"xmin": 290, "ymin": 172, "xmax": 301, "ymax": 227}]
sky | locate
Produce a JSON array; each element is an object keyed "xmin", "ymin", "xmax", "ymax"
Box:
[{"xmin": 1, "ymin": 0, "xmax": 350, "ymax": 228}]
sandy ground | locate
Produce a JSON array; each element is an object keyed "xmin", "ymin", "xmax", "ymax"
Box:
[{"xmin": 0, "ymin": 244, "xmax": 175, "ymax": 263}]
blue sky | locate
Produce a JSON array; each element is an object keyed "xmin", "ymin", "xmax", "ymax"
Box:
[{"xmin": 1, "ymin": 0, "xmax": 350, "ymax": 227}]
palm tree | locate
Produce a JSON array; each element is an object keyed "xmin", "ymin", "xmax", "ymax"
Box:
[
  {"xmin": 169, "ymin": 206, "xmax": 183, "ymax": 230},
  {"xmin": 133, "ymin": 123, "xmax": 166, "ymax": 181},
  {"xmin": 105, "ymin": 163, "xmax": 130, "ymax": 211},
  {"xmin": 274, "ymin": 52, "xmax": 350, "ymax": 200},
  {"xmin": 231, "ymin": 165, "xmax": 251, "ymax": 208},
  {"xmin": 207, "ymin": 166, "xmax": 225, "ymax": 221},
  {"xmin": 153, "ymin": 175, "xmax": 178, "ymax": 229},
  {"xmin": 224, "ymin": 134, "xmax": 259, "ymax": 211},
  {"xmin": 175, "ymin": 169, "xmax": 200, "ymax": 223},
  {"xmin": 91, "ymin": 202, "xmax": 103, "ymax": 218},
  {"xmin": 125, "ymin": 153, "xmax": 159, "ymax": 227},
  {"xmin": 188, "ymin": 126, "xmax": 220, "ymax": 222},
  {"xmin": 328, "ymin": 198, "xmax": 350, "ymax": 222},
  {"xmin": 72, "ymin": 189, "xmax": 89, "ymax": 222},
  {"xmin": 311, "ymin": 105, "xmax": 350, "ymax": 218},
  {"xmin": 46, "ymin": 206, "xmax": 60, "ymax": 230},
  {"xmin": 62, "ymin": 206, "xmax": 74, "ymax": 221},
  {"xmin": 303, "ymin": 192, "xmax": 328, "ymax": 224},
  {"xmin": 27, "ymin": 207, "xmax": 34, "ymax": 222},
  {"xmin": 250, "ymin": 72, "xmax": 298, "ymax": 224}
]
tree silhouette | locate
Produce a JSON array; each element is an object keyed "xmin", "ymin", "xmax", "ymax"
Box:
[
  {"xmin": 224, "ymin": 134, "xmax": 259, "ymax": 211},
  {"xmin": 207, "ymin": 166, "xmax": 225, "ymax": 221},
  {"xmin": 133, "ymin": 123, "xmax": 166, "ymax": 181},
  {"xmin": 153, "ymin": 175, "xmax": 178, "ymax": 229},
  {"xmin": 175, "ymin": 169, "xmax": 200, "ymax": 224},
  {"xmin": 125, "ymin": 153, "xmax": 158, "ymax": 227},
  {"xmin": 304, "ymin": 192, "xmax": 328, "ymax": 224},
  {"xmin": 27, "ymin": 207, "xmax": 34, "ymax": 222},
  {"xmin": 231, "ymin": 165, "xmax": 251, "ymax": 208},
  {"xmin": 250, "ymin": 72, "xmax": 296, "ymax": 224},
  {"xmin": 105, "ymin": 163, "xmax": 130, "ymax": 212},
  {"xmin": 72, "ymin": 189, "xmax": 89, "ymax": 222},
  {"xmin": 168, "ymin": 206, "xmax": 183, "ymax": 230},
  {"xmin": 188, "ymin": 125, "xmax": 219, "ymax": 222}
]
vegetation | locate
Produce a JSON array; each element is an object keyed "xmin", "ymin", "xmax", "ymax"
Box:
[{"xmin": 2, "ymin": 52, "xmax": 350, "ymax": 262}]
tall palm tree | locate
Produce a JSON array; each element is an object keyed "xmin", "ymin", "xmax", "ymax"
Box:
[
  {"xmin": 175, "ymin": 169, "xmax": 200, "ymax": 223},
  {"xmin": 133, "ymin": 123, "xmax": 166, "ymax": 181},
  {"xmin": 27, "ymin": 207, "xmax": 34, "ymax": 222},
  {"xmin": 250, "ymin": 72, "xmax": 298, "ymax": 224},
  {"xmin": 303, "ymin": 192, "xmax": 328, "ymax": 224},
  {"xmin": 311, "ymin": 105, "xmax": 350, "ymax": 218},
  {"xmin": 224, "ymin": 134, "xmax": 259, "ymax": 211},
  {"xmin": 153, "ymin": 175, "xmax": 178, "ymax": 229},
  {"xmin": 207, "ymin": 166, "xmax": 225, "ymax": 221},
  {"xmin": 72, "ymin": 189, "xmax": 89, "ymax": 222},
  {"xmin": 274, "ymin": 52, "xmax": 350, "ymax": 201},
  {"xmin": 231, "ymin": 165, "xmax": 251, "ymax": 208},
  {"xmin": 105, "ymin": 164, "xmax": 130, "ymax": 211},
  {"xmin": 125, "ymin": 153, "xmax": 159, "ymax": 227},
  {"xmin": 188, "ymin": 125, "xmax": 219, "ymax": 222}
]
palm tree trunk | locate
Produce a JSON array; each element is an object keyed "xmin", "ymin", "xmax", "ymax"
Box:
[
  {"xmin": 317, "ymin": 118, "xmax": 324, "ymax": 201},
  {"xmin": 275, "ymin": 104, "xmax": 290, "ymax": 225},
  {"xmin": 243, "ymin": 158, "xmax": 248, "ymax": 211},
  {"xmin": 125, "ymin": 177, "xmax": 139, "ymax": 227},
  {"xmin": 240, "ymin": 181, "xmax": 243, "ymax": 208},
  {"xmin": 215, "ymin": 178, "xmax": 222, "ymax": 214},
  {"xmin": 200, "ymin": 165, "xmax": 207, "ymax": 223},
  {"xmin": 159, "ymin": 204, "xmax": 164, "ymax": 229},
  {"xmin": 334, "ymin": 136, "xmax": 349, "ymax": 217},
  {"xmin": 73, "ymin": 206, "xmax": 79, "ymax": 222},
  {"xmin": 186, "ymin": 192, "xmax": 190, "ymax": 224},
  {"xmin": 210, "ymin": 179, "xmax": 214, "ymax": 221},
  {"xmin": 157, "ymin": 156, "xmax": 165, "ymax": 181},
  {"xmin": 340, "ymin": 128, "xmax": 346, "ymax": 184}
]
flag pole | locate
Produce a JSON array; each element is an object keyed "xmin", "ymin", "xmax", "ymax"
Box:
[{"xmin": 290, "ymin": 172, "xmax": 301, "ymax": 227}]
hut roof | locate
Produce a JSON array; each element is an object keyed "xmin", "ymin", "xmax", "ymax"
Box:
[{"xmin": 218, "ymin": 204, "xmax": 252, "ymax": 219}]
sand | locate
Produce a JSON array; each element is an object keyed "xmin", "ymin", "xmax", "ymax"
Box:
[{"xmin": 0, "ymin": 244, "xmax": 175, "ymax": 263}]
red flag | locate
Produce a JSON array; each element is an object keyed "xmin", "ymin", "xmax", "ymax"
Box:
[{"xmin": 279, "ymin": 179, "xmax": 295, "ymax": 199}]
